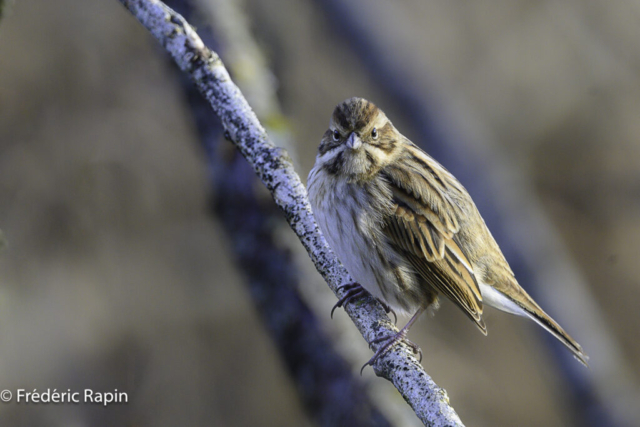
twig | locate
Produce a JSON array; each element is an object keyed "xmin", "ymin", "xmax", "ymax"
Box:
[
  {"xmin": 162, "ymin": 0, "xmax": 393, "ymax": 425},
  {"xmin": 117, "ymin": 0, "xmax": 464, "ymax": 425}
]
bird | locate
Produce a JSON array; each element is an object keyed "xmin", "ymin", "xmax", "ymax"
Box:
[{"xmin": 307, "ymin": 97, "xmax": 588, "ymax": 371}]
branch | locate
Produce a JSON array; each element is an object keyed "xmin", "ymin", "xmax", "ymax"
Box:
[
  {"xmin": 161, "ymin": 0, "xmax": 394, "ymax": 425},
  {"xmin": 117, "ymin": 0, "xmax": 464, "ymax": 425}
]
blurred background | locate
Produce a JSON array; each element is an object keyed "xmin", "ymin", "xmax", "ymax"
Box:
[{"xmin": 0, "ymin": 0, "xmax": 639, "ymax": 425}]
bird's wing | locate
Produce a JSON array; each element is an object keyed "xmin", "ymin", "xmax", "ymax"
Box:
[{"xmin": 381, "ymin": 150, "xmax": 486, "ymax": 333}]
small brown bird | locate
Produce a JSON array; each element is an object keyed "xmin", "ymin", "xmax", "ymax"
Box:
[{"xmin": 307, "ymin": 97, "xmax": 588, "ymax": 370}]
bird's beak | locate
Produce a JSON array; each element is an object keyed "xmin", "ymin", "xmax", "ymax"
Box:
[{"xmin": 346, "ymin": 133, "xmax": 362, "ymax": 150}]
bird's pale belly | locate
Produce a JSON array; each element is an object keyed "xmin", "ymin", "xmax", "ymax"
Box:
[{"xmin": 312, "ymin": 184, "xmax": 420, "ymax": 315}]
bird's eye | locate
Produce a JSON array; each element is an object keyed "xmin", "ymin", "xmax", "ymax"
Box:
[
  {"xmin": 332, "ymin": 130, "xmax": 340, "ymax": 142},
  {"xmin": 371, "ymin": 127, "xmax": 378, "ymax": 139}
]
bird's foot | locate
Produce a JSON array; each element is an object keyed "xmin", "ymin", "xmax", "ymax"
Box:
[
  {"xmin": 331, "ymin": 283, "xmax": 397, "ymax": 324},
  {"xmin": 361, "ymin": 330, "xmax": 422, "ymax": 374},
  {"xmin": 331, "ymin": 283, "xmax": 367, "ymax": 318}
]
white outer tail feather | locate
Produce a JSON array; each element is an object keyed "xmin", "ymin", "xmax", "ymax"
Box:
[{"xmin": 479, "ymin": 283, "xmax": 589, "ymax": 366}]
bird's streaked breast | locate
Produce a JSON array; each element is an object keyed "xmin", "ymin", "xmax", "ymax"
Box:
[{"xmin": 308, "ymin": 165, "xmax": 420, "ymax": 314}]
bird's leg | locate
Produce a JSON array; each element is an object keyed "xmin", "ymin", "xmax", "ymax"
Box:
[
  {"xmin": 331, "ymin": 283, "xmax": 367, "ymax": 318},
  {"xmin": 331, "ymin": 283, "xmax": 397, "ymax": 324},
  {"xmin": 361, "ymin": 307, "xmax": 425, "ymax": 374}
]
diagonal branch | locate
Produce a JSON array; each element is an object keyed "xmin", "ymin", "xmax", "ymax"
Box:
[
  {"xmin": 161, "ymin": 0, "xmax": 394, "ymax": 425},
  {"xmin": 116, "ymin": 0, "xmax": 464, "ymax": 425}
]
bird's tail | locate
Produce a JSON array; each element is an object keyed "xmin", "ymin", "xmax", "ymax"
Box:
[{"xmin": 481, "ymin": 283, "xmax": 589, "ymax": 366}]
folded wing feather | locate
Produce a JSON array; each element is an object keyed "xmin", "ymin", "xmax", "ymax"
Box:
[{"xmin": 382, "ymin": 159, "xmax": 487, "ymax": 334}]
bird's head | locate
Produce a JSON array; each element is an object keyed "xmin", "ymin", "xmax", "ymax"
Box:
[{"xmin": 317, "ymin": 97, "xmax": 400, "ymax": 180}]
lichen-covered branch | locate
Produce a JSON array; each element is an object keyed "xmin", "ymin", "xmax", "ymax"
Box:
[
  {"xmin": 162, "ymin": 0, "xmax": 393, "ymax": 425},
  {"xmin": 117, "ymin": 0, "xmax": 464, "ymax": 425}
]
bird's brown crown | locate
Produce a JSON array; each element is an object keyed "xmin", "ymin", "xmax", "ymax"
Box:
[{"xmin": 332, "ymin": 97, "xmax": 380, "ymax": 133}]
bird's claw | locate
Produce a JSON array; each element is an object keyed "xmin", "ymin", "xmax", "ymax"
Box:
[
  {"xmin": 378, "ymin": 301, "xmax": 397, "ymax": 325},
  {"xmin": 331, "ymin": 283, "xmax": 367, "ymax": 318},
  {"xmin": 331, "ymin": 283, "xmax": 397, "ymax": 324},
  {"xmin": 361, "ymin": 331, "xmax": 423, "ymax": 374}
]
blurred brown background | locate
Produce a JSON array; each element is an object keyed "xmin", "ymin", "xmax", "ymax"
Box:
[{"xmin": 0, "ymin": 0, "xmax": 639, "ymax": 426}]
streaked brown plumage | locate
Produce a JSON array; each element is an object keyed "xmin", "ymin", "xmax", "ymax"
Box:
[{"xmin": 307, "ymin": 97, "xmax": 588, "ymax": 369}]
